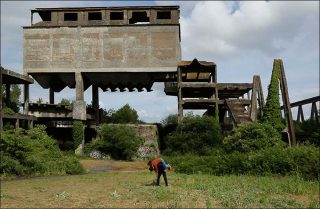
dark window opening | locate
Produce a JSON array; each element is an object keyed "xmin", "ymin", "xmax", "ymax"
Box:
[
  {"xmin": 64, "ymin": 13, "xmax": 78, "ymax": 21},
  {"xmin": 88, "ymin": 12, "xmax": 102, "ymax": 20},
  {"xmin": 157, "ymin": 11, "xmax": 171, "ymax": 19},
  {"xmin": 110, "ymin": 12, "xmax": 124, "ymax": 20},
  {"xmin": 38, "ymin": 11, "xmax": 52, "ymax": 21},
  {"xmin": 129, "ymin": 11, "xmax": 149, "ymax": 24}
]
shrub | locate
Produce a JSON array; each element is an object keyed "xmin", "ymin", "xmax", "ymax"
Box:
[
  {"xmin": 164, "ymin": 145, "xmax": 319, "ymax": 180},
  {"xmin": 0, "ymin": 126, "xmax": 84, "ymax": 177},
  {"xmin": 223, "ymin": 123, "xmax": 284, "ymax": 153},
  {"xmin": 295, "ymin": 120, "xmax": 320, "ymax": 146},
  {"xmin": 72, "ymin": 120, "xmax": 84, "ymax": 149},
  {"xmin": 163, "ymin": 115, "xmax": 222, "ymax": 155},
  {"xmin": 87, "ymin": 124, "xmax": 143, "ymax": 160},
  {"xmin": 3, "ymin": 107, "xmax": 15, "ymax": 115}
]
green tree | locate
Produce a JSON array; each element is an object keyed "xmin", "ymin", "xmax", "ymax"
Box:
[
  {"xmin": 161, "ymin": 114, "xmax": 178, "ymax": 126},
  {"xmin": 91, "ymin": 124, "xmax": 143, "ymax": 160},
  {"xmin": 59, "ymin": 98, "xmax": 72, "ymax": 106},
  {"xmin": 36, "ymin": 98, "xmax": 43, "ymax": 104},
  {"xmin": 111, "ymin": 104, "xmax": 139, "ymax": 124},
  {"xmin": 1, "ymin": 84, "xmax": 21, "ymax": 113},
  {"xmin": 263, "ymin": 59, "xmax": 283, "ymax": 131}
]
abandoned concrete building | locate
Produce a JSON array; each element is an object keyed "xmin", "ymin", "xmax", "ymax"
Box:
[{"xmin": 1, "ymin": 5, "xmax": 276, "ymax": 148}]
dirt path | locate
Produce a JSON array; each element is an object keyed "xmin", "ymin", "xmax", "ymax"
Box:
[{"xmin": 80, "ymin": 159, "xmax": 147, "ymax": 172}]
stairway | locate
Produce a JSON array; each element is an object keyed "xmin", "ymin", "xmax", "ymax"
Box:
[{"xmin": 225, "ymin": 99, "xmax": 252, "ymax": 126}]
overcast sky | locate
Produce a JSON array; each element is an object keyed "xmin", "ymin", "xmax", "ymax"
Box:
[{"xmin": 1, "ymin": 1, "xmax": 319, "ymax": 123}]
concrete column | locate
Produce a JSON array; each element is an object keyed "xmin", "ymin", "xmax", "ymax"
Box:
[
  {"xmin": 177, "ymin": 67, "xmax": 183, "ymax": 123},
  {"xmin": 15, "ymin": 119, "xmax": 19, "ymax": 129},
  {"xmin": 49, "ymin": 88, "xmax": 54, "ymax": 104},
  {"xmin": 92, "ymin": 85, "xmax": 99, "ymax": 125},
  {"xmin": 73, "ymin": 72, "xmax": 86, "ymax": 120},
  {"xmin": 24, "ymin": 84, "xmax": 29, "ymax": 114},
  {"xmin": 5, "ymin": 84, "xmax": 10, "ymax": 107},
  {"xmin": 76, "ymin": 72, "xmax": 84, "ymax": 101}
]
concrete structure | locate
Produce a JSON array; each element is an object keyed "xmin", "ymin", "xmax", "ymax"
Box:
[
  {"xmin": 23, "ymin": 6, "xmax": 181, "ymax": 121},
  {"xmin": 0, "ymin": 67, "xmax": 35, "ymax": 131},
  {"xmin": 164, "ymin": 59, "xmax": 265, "ymax": 131}
]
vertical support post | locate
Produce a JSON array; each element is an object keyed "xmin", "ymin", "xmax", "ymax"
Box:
[
  {"xmin": 24, "ymin": 84, "xmax": 29, "ymax": 114},
  {"xmin": 297, "ymin": 105, "xmax": 305, "ymax": 122},
  {"xmin": 177, "ymin": 67, "xmax": 183, "ymax": 123},
  {"xmin": 73, "ymin": 72, "xmax": 86, "ymax": 120},
  {"xmin": 257, "ymin": 75, "xmax": 264, "ymax": 117},
  {"xmin": 49, "ymin": 88, "xmax": 54, "ymax": 104},
  {"xmin": 214, "ymin": 66, "xmax": 219, "ymax": 117},
  {"xmin": 5, "ymin": 84, "xmax": 10, "ymax": 107},
  {"xmin": 92, "ymin": 85, "xmax": 99, "ymax": 125},
  {"xmin": 250, "ymin": 76, "xmax": 258, "ymax": 121},
  {"xmin": 278, "ymin": 59, "xmax": 296, "ymax": 146},
  {"xmin": 15, "ymin": 119, "xmax": 19, "ymax": 129},
  {"xmin": 311, "ymin": 102, "xmax": 319, "ymax": 124},
  {"xmin": 0, "ymin": 68, "xmax": 3, "ymax": 131}
]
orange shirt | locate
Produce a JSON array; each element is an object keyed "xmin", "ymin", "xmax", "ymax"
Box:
[{"xmin": 151, "ymin": 158, "xmax": 162, "ymax": 173}]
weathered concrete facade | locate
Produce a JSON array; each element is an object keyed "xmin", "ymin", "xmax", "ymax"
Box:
[{"xmin": 23, "ymin": 6, "xmax": 181, "ymax": 121}]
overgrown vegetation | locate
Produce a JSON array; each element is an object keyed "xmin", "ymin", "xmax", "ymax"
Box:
[
  {"xmin": 223, "ymin": 123, "xmax": 284, "ymax": 153},
  {"xmin": 262, "ymin": 59, "xmax": 284, "ymax": 131},
  {"xmin": 1, "ymin": 84, "xmax": 21, "ymax": 113},
  {"xmin": 85, "ymin": 124, "xmax": 143, "ymax": 160},
  {"xmin": 165, "ymin": 145, "xmax": 319, "ymax": 180},
  {"xmin": 0, "ymin": 125, "xmax": 84, "ymax": 177},
  {"xmin": 163, "ymin": 115, "xmax": 222, "ymax": 155},
  {"xmin": 295, "ymin": 119, "xmax": 320, "ymax": 146},
  {"xmin": 72, "ymin": 120, "xmax": 84, "ymax": 150}
]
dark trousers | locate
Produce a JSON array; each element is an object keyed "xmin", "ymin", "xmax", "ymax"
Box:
[{"xmin": 156, "ymin": 162, "xmax": 168, "ymax": 186}]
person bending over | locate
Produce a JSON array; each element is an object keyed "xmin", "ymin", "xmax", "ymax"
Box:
[{"xmin": 147, "ymin": 158, "xmax": 172, "ymax": 186}]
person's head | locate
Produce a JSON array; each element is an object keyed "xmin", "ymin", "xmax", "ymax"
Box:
[{"xmin": 147, "ymin": 160, "xmax": 153, "ymax": 171}]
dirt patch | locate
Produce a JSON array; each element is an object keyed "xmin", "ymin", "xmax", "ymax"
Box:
[{"xmin": 80, "ymin": 159, "xmax": 147, "ymax": 173}]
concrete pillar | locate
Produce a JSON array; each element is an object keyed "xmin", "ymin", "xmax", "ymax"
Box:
[
  {"xmin": 49, "ymin": 88, "xmax": 54, "ymax": 104},
  {"xmin": 24, "ymin": 84, "xmax": 29, "ymax": 114},
  {"xmin": 177, "ymin": 67, "xmax": 183, "ymax": 123},
  {"xmin": 92, "ymin": 85, "xmax": 99, "ymax": 125},
  {"xmin": 73, "ymin": 72, "xmax": 86, "ymax": 120},
  {"xmin": 5, "ymin": 84, "xmax": 10, "ymax": 107},
  {"xmin": 15, "ymin": 119, "xmax": 19, "ymax": 129},
  {"xmin": 76, "ymin": 72, "xmax": 84, "ymax": 101}
]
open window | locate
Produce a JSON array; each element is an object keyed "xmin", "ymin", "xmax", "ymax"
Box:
[
  {"xmin": 129, "ymin": 11, "xmax": 149, "ymax": 24},
  {"xmin": 88, "ymin": 12, "xmax": 102, "ymax": 21},
  {"xmin": 64, "ymin": 13, "xmax": 78, "ymax": 21},
  {"xmin": 38, "ymin": 11, "xmax": 52, "ymax": 21},
  {"xmin": 110, "ymin": 11, "xmax": 124, "ymax": 20},
  {"xmin": 157, "ymin": 11, "xmax": 171, "ymax": 19}
]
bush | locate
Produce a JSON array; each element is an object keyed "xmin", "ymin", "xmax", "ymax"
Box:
[
  {"xmin": 163, "ymin": 115, "xmax": 222, "ymax": 155},
  {"xmin": 86, "ymin": 124, "xmax": 143, "ymax": 160},
  {"xmin": 295, "ymin": 120, "xmax": 320, "ymax": 146},
  {"xmin": 164, "ymin": 145, "xmax": 319, "ymax": 180},
  {"xmin": 0, "ymin": 125, "xmax": 84, "ymax": 177},
  {"xmin": 111, "ymin": 104, "xmax": 139, "ymax": 124},
  {"xmin": 72, "ymin": 121, "xmax": 84, "ymax": 149},
  {"xmin": 223, "ymin": 123, "xmax": 284, "ymax": 153}
]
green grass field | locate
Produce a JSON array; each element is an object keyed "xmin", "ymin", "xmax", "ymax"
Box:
[{"xmin": 1, "ymin": 160, "xmax": 319, "ymax": 208}]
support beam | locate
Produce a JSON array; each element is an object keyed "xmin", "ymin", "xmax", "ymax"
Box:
[
  {"xmin": 177, "ymin": 67, "xmax": 183, "ymax": 123},
  {"xmin": 311, "ymin": 102, "xmax": 319, "ymax": 124},
  {"xmin": 92, "ymin": 85, "xmax": 99, "ymax": 125},
  {"xmin": 278, "ymin": 59, "xmax": 296, "ymax": 146},
  {"xmin": 0, "ymin": 68, "xmax": 2, "ymax": 131},
  {"xmin": 24, "ymin": 84, "xmax": 29, "ymax": 114},
  {"xmin": 73, "ymin": 72, "xmax": 86, "ymax": 120},
  {"xmin": 5, "ymin": 84, "xmax": 10, "ymax": 107},
  {"xmin": 15, "ymin": 119, "xmax": 19, "ymax": 129},
  {"xmin": 297, "ymin": 105, "xmax": 305, "ymax": 122},
  {"xmin": 250, "ymin": 76, "xmax": 258, "ymax": 121},
  {"xmin": 49, "ymin": 88, "xmax": 54, "ymax": 104}
]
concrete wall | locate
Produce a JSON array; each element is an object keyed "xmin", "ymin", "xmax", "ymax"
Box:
[{"xmin": 23, "ymin": 25, "xmax": 181, "ymax": 74}]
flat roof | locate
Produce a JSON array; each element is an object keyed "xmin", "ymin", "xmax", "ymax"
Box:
[
  {"xmin": 1, "ymin": 67, "xmax": 34, "ymax": 84},
  {"xmin": 32, "ymin": 5, "xmax": 179, "ymax": 12}
]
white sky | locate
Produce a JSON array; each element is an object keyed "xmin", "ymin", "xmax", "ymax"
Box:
[{"xmin": 1, "ymin": 1, "xmax": 319, "ymax": 122}]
